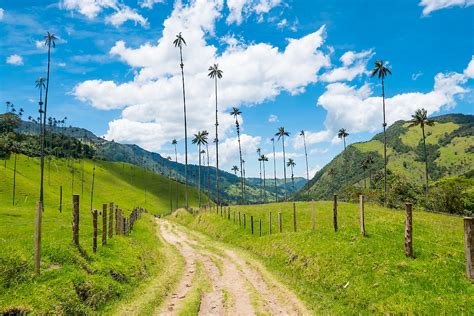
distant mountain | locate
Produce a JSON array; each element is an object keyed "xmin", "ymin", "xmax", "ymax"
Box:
[
  {"xmin": 17, "ymin": 121, "xmax": 305, "ymax": 204},
  {"xmin": 298, "ymin": 113, "xmax": 474, "ymax": 200}
]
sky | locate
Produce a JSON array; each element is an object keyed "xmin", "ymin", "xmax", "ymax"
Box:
[{"xmin": 0, "ymin": 0, "xmax": 473, "ymax": 179}]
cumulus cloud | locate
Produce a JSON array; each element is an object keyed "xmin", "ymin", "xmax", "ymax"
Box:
[
  {"xmin": 293, "ymin": 129, "xmax": 332, "ymax": 148},
  {"xmin": 6, "ymin": 54, "xmax": 24, "ymax": 66},
  {"xmin": 321, "ymin": 49, "xmax": 373, "ymax": 82},
  {"xmin": 464, "ymin": 56, "xmax": 474, "ymax": 78},
  {"xmin": 419, "ymin": 0, "xmax": 474, "ymax": 15},
  {"xmin": 226, "ymin": 0, "xmax": 282, "ymax": 25},
  {"xmin": 0, "ymin": 8, "xmax": 4, "ymax": 20},
  {"xmin": 317, "ymin": 59, "xmax": 472, "ymax": 135},
  {"xmin": 73, "ymin": 0, "xmax": 330, "ymax": 156},
  {"xmin": 139, "ymin": 0, "xmax": 164, "ymax": 9},
  {"xmin": 61, "ymin": 0, "xmax": 148, "ymax": 27}
]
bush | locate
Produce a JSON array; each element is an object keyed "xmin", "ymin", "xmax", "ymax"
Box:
[{"xmin": 426, "ymin": 176, "xmax": 474, "ymax": 216}]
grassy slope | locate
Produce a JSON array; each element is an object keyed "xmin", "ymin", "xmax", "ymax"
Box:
[
  {"xmin": 0, "ymin": 154, "xmax": 202, "ymax": 314},
  {"xmin": 170, "ymin": 202, "xmax": 473, "ymax": 314}
]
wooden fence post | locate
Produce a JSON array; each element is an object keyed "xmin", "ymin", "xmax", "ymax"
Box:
[
  {"xmin": 233, "ymin": 211, "xmax": 236, "ymax": 223},
  {"xmin": 251, "ymin": 216, "xmax": 254, "ymax": 235},
  {"xmin": 72, "ymin": 194, "xmax": 80, "ymax": 246},
  {"xmin": 108, "ymin": 202, "xmax": 114, "ymax": 238},
  {"xmin": 333, "ymin": 194, "xmax": 338, "ymax": 232},
  {"xmin": 59, "ymin": 186, "xmax": 63, "ymax": 213},
  {"xmin": 92, "ymin": 209, "xmax": 98, "ymax": 253},
  {"xmin": 464, "ymin": 217, "xmax": 474, "ymax": 281},
  {"xmin": 269, "ymin": 212, "xmax": 272, "ymax": 235},
  {"xmin": 239, "ymin": 212, "xmax": 241, "ymax": 226},
  {"xmin": 115, "ymin": 206, "xmax": 119, "ymax": 235},
  {"xmin": 228, "ymin": 208, "xmax": 230, "ymax": 220},
  {"xmin": 405, "ymin": 202, "xmax": 413, "ymax": 258},
  {"xmin": 278, "ymin": 212, "xmax": 282, "ymax": 233},
  {"xmin": 259, "ymin": 219, "xmax": 262, "ymax": 237},
  {"xmin": 311, "ymin": 200, "xmax": 315, "ymax": 232},
  {"xmin": 293, "ymin": 202, "xmax": 297, "ymax": 232},
  {"xmin": 244, "ymin": 214, "xmax": 246, "ymax": 229},
  {"xmin": 102, "ymin": 204, "xmax": 107, "ymax": 245},
  {"xmin": 359, "ymin": 194, "xmax": 366, "ymax": 236}
]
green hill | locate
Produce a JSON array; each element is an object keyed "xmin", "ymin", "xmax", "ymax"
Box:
[
  {"xmin": 298, "ymin": 114, "xmax": 474, "ymax": 210},
  {"xmin": 0, "ymin": 154, "xmax": 203, "ymax": 313}
]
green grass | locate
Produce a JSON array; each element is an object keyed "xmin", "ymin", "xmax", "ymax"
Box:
[
  {"xmin": 400, "ymin": 122, "xmax": 459, "ymax": 147},
  {"xmin": 0, "ymin": 154, "xmax": 203, "ymax": 313},
  {"xmin": 171, "ymin": 201, "xmax": 473, "ymax": 314}
]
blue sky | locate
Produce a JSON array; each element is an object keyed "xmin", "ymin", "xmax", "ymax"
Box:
[{"xmin": 0, "ymin": 0, "xmax": 473, "ymax": 178}]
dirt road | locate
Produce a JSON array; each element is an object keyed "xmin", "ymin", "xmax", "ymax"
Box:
[{"xmin": 156, "ymin": 218, "xmax": 309, "ymax": 315}]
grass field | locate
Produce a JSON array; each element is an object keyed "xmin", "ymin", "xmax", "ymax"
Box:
[
  {"xmin": 170, "ymin": 201, "xmax": 473, "ymax": 314},
  {"xmin": 0, "ymin": 154, "xmax": 203, "ymax": 313}
]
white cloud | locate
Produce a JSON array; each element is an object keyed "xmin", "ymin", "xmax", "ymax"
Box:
[
  {"xmin": 35, "ymin": 40, "xmax": 44, "ymax": 49},
  {"xmin": 309, "ymin": 147, "xmax": 328, "ymax": 155},
  {"xmin": 139, "ymin": 0, "xmax": 164, "ymax": 9},
  {"xmin": 419, "ymin": 0, "xmax": 474, "ymax": 15},
  {"xmin": 316, "ymin": 59, "xmax": 472, "ymax": 135},
  {"xmin": 73, "ymin": 0, "xmax": 330, "ymax": 154},
  {"xmin": 321, "ymin": 49, "xmax": 373, "ymax": 83},
  {"xmin": 0, "ymin": 8, "xmax": 4, "ymax": 20},
  {"xmin": 61, "ymin": 0, "xmax": 148, "ymax": 27},
  {"xmin": 6, "ymin": 54, "xmax": 24, "ymax": 66},
  {"xmin": 268, "ymin": 114, "xmax": 278, "ymax": 122},
  {"xmin": 412, "ymin": 71, "xmax": 423, "ymax": 80},
  {"xmin": 293, "ymin": 130, "xmax": 332, "ymax": 148},
  {"xmin": 276, "ymin": 18, "xmax": 287, "ymax": 29},
  {"xmin": 464, "ymin": 56, "xmax": 474, "ymax": 78},
  {"xmin": 226, "ymin": 0, "xmax": 282, "ymax": 25}
]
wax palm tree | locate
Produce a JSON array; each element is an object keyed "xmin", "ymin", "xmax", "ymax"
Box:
[
  {"xmin": 365, "ymin": 155, "xmax": 375, "ymax": 188},
  {"xmin": 338, "ymin": 128, "xmax": 349, "ymax": 187},
  {"xmin": 205, "ymin": 142, "xmax": 211, "ymax": 206},
  {"xmin": 192, "ymin": 130, "xmax": 208, "ymax": 208},
  {"xmin": 173, "ymin": 32, "xmax": 189, "ymax": 209},
  {"xmin": 230, "ymin": 107, "xmax": 244, "ymax": 203},
  {"xmin": 371, "ymin": 60, "xmax": 392, "ymax": 205},
  {"xmin": 275, "ymin": 127, "xmax": 290, "ymax": 199},
  {"xmin": 409, "ymin": 108, "xmax": 435, "ymax": 196},
  {"xmin": 271, "ymin": 138, "xmax": 278, "ymax": 202},
  {"xmin": 172, "ymin": 139, "xmax": 179, "ymax": 208},
  {"xmin": 287, "ymin": 158, "xmax": 296, "ymax": 190},
  {"xmin": 5, "ymin": 101, "xmax": 11, "ymax": 113},
  {"xmin": 299, "ymin": 130, "xmax": 310, "ymax": 198},
  {"xmin": 167, "ymin": 156, "xmax": 173, "ymax": 212},
  {"xmin": 259, "ymin": 154, "xmax": 269, "ymax": 202},
  {"xmin": 361, "ymin": 160, "xmax": 369, "ymax": 189},
  {"xmin": 208, "ymin": 63, "xmax": 223, "ymax": 205},
  {"xmin": 256, "ymin": 147, "xmax": 263, "ymax": 200},
  {"xmin": 231, "ymin": 165, "xmax": 239, "ymax": 175}
]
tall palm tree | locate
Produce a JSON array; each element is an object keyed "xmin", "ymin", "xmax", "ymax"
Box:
[
  {"xmin": 40, "ymin": 32, "xmax": 57, "ymax": 208},
  {"xmin": 271, "ymin": 138, "xmax": 277, "ymax": 202},
  {"xmin": 173, "ymin": 32, "xmax": 189, "ymax": 209},
  {"xmin": 365, "ymin": 155, "xmax": 375, "ymax": 188},
  {"xmin": 231, "ymin": 165, "xmax": 239, "ymax": 175},
  {"xmin": 230, "ymin": 107, "xmax": 244, "ymax": 203},
  {"xmin": 172, "ymin": 139, "xmax": 179, "ymax": 209},
  {"xmin": 259, "ymin": 154, "xmax": 268, "ymax": 203},
  {"xmin": 409, "ymin": 108, "xmax": 435, "ymax": 197},
  {"xmin": 167, "ymin": 156, "xmax": 173, "ymax": 212},
  {"xmin": 338, "ymin": 128, "xmax": 349, "ymax": 187},
  {"xmin": 361, "ymin": 160, "xmax": 368, "ymax": 189},
  {"xmin": 287, "ymin": 158, "xmax": 296, "ymax": 191},
  {"xmin": 299, "ymin": 130, "xmax": 310, "ymax": 198},
  {"xmin": 371, "ymin": 60, "xmax": 392, "ymax": 205},
  {"xmin": 256, "ymin": 147, "xmax": 263, "ymax": 200},
  {"xmin": 205, "ymin": 142, "xmax": 211, "ymax": 206},
  {"xmin": 208, "ymin": 64, "xmax": 223, "ymax": 205},
  {"xmin": 275, "ymin": 127, "xmax": 290, "ymax": 200},
  {"xmin": 192, "ymin": 130, "xmax": 208, "ymax": 208}
]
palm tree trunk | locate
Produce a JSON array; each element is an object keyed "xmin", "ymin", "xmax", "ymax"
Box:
[
  {"xmin": 303, "ymin": 135, "xmax": 310, "ymax": 199},
  {"xmin": 179, "ymin": 46, "xmax": 189, "ymax": 209},
  {"xmin": 13, "ymin": 152, "xmax": 17, "ymax": 206},
  {"xmin": 422, "ymin": 125, "xmax": 429, "ymax": 197},
  {"xmin": 236, "ymin": 121, "xmax": 244, "ymax": 204},
  {"xmin": 90, "ymin": 158, "xmax": 96, "ymax": 211},
  {"xmin": 343, "ymin": 137, "xmax": 347, "ymax": 188},
  {"xmin": 263, "ymin": 161, "xmax": 266, "ymax": 203},
  {"xmin": 259, "ymin": 159, "xmax": 262, "ymax": 201},
  {"xmin": 206, "ymin": 143, "xmax": 210, "ymax": 207},
  {"xmin": 382, "ymin": 77, "xmax": 387, "ymax": 206},
  {"xmin": 282, "ymin": 136, "xmax": 287, "ymax": 200},
  {"xmin": 174, "ymin": 143, "xmax": 179, "ymax": 209},
  {"xmin": 214, "ymin": 76, "xmax": 220, "ymax": 206},
  {"xmin": 272, "ymin": 139, "xmax": 277, "ymax": 202},
  {"xmin": 169, "ymin": 169, "xmax": 172, "ymax": 212},
  {"xmin": 198, "ymin": 144, "xmax": 201, "ymax": 208}
]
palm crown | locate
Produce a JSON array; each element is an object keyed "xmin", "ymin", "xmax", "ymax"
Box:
[
  {"xmin": 230, "ymin": 107, "xmax": 241, "ymax": 118},
  {"xmin": 231, "ymin": 165, "xmax": 239, "ymax": 173},
  {"xmin": 172, "ymin": 139, "xmax": 177, "ymax": 145},
  {"xmin": 208, "ymin": 64, "xmax": 223, "ymax": 79},
  {"xmin": 35, "ymin": 77, "xmax": 46, "ymax": 90},
  {"xmin": 44, "ymin": 32, "xmax": 57, "ymax": 48},
  {"xmin": 173, "ymin": 32, "xmax": 186, "ymax": 48},
  {"xmin": 299, "ymin": 130, "xmax": 305, "ymax": 136},
  {"xmin": 258, "ymin": 154, "xmax": 268, "ymax": 162},
  {"xmin": 275, "ymin": 127, "xmax": 289, "ymax": 140},
  {"xmin": 371, "ymin": 60, "xmax": 391, "ymax": 80},
  {"xmin": 192, "ymin": 130, "xmax": 209, "ymax": 145},
  {"xmin": 409, "ymin": 108, "xmax": 434, "ymax": 128},
  {"xmin": 287, "ymin": 158, "xmax": 296, "ymax": 167},
  {"xmin": 337, "ymin": 128, "xmax": 349, "ymax": 139}
]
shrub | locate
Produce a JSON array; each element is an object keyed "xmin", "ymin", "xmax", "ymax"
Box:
[{"xmin": 426, "ymin": 176, "xmax": 474, "ymax": 216}]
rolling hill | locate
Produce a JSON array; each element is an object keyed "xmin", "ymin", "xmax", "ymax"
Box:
[{"xmin": 298, "ymin": 113, "xmax": 474, "ymax": 204}]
